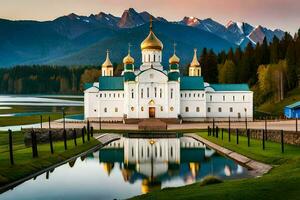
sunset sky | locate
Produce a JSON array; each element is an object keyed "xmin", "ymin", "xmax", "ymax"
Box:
[{"xmin": 0, "ymin": 0, "xmax": 299, "ymax": 33}]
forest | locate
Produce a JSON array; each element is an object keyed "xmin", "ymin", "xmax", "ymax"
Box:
[{"xmin": 0, "ymin": 29, "xmax": 299, "ymax": 107}]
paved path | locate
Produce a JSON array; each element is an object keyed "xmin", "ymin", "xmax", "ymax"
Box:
[
  {"xmin": 94, "ymin": 133, "xmax": 121, "ymax": 145},
  {"xmin": 185, "ymin": 133, "xmax": 272, "ymax": 177},
  {"xmin": 45, "ymin": 119, "xmax": 299, "ymax": 132}
]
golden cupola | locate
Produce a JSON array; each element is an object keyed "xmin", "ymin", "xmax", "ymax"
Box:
[
  {"xmin": 102, "ymin": 50, "xmax": 114, "ymax": 76},
  {"xmin": 169, "ymin": 44, "xmax": 180, "ymax": 64},
  {"xmin": 102, "ymin": 50, "xmax": 113, "ymax": 68},
  {"xmin": 123, "ymin": 45, "xmax": 134, "ymax": 65},
  {"xmin": 141, "ymin": 17, "xmax": 163, "ymax": 51},
  {"xmin": 189, "ymin": 48, "xmax": 201, "ymax": 76},
  {"xmin": 190, "ymin": 48, "xmax": 200, "ymax": 67}
]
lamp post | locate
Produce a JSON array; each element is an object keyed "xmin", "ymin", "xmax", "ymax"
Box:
[{"xmin": 244, "ymin": 108, "xmax": 247, "ymax": 130}]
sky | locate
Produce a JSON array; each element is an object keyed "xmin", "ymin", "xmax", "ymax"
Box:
[{"xmin": 0, "ymin": 0, "xmax": 299, "ymax": 33}]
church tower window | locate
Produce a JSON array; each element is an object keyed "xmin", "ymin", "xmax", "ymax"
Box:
[
  {"xmin": 171, "ymin": 88, "xmax": 174, "ymax": 99},
  {"xmin": 131, "ymin": 89, "xmax": 134, "ymax": 99},
  {"xmin": 147, "ymin": 88, "xmax": 150, "ymax": 98},
  {"xmin": 160, "ymin": 88, "xmax": 162, "ymax": 98},
  {"xmin": 141, "ymin": 89, "xmax": 144, "ymax": 98},
  {"xmin": 154, "ymin": 87, "xmax": 157, "ymax": 98}
]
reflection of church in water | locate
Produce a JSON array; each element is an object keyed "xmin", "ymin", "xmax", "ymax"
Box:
[{"xmin": 99, "ymin": 137, "xmax": 245, "ymax": 194}]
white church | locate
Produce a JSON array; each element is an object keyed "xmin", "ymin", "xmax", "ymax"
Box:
[{"xmin": 84, "ymin": 19, "xmax": 253, "ymax": 122}]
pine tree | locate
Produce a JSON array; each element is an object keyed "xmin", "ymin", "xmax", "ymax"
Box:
[
  {"xmin": 218, "ymin": 60, "xmax": 236, "ymax": 83},
  {"xmin": 204, "ymin": 50, "xmax": 218, "ymax": 83},
  {"xmin": 270, "ymin": 36, "xmax": 280, "ymax": 63}
]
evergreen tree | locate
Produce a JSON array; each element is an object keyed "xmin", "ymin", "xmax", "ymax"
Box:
[
  {"xmin": 218, "ymin": 60, "xmax": 236, "ymax": 83},
  {"xmin": 204, "ymin": 49, "xmax": 218, "ymax": 83},
  {"xmin": 270, "ymin": 36, "xmax": 280, "ymax": 63}
]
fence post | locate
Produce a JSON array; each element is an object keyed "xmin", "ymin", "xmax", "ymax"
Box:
[
  {"xmin": 73, "ymin": 129, "xmax": 77, "ymax": 146},
  {"xmin": 31, "ymin": 130, "xmax": 38, "ymax": 158},
  {"xmin": 281, "ymin": 130, "xmax": 284, "ymax": 153},
  {"xmin": 228, "ymin": 127, "xmax": 231, "ymax": 142},
  {"xmin": 49, "ymin": 130, "xmax": 54, "ymax": 154},
  {"xmin": 207, "ymin": 126, "xmax": 210, "ymax": 136},
  {"xmin": 40, "ymin": 115, "xmax": 43, "ymax": 129},
  {"xmin": 48, "ymin": 116, "xmax": 51, "ymax": 129},
  {"xmin": 221, "ymin": 128, "xmax": 224, "ymax": 140},
  {"xmin": 247, "ymin": 129, "xmax": 250, "ymax": 147},
  {"xmin": 8, "ymin": 129, "xmax": 14, "ymax": 165},
  {"xmin": 236, "ymin": 129, "xmax": 239, "ymax": 144},
  {"xmin": 63, "ymin": 129, "xmax": 67, "ymax": 150},
  {"xmin": 262, "ymin": 129, "xmax": 265, "ymax": 150},
  {"xmin": 216, "ymin": 126, "xmax": 219, "ymax": 138},
  {"xmin": 91, "ymin": 127, "xmax": 94, "ymax": 137},
  {"xmin": 82, "ymin": 127, "xmax": 85, "ymax": 143},
  {"xmin": 265, "ymin": 117, "xmax": 268, "ymax": 141},
  {"xmin": 87, "ymin": 120, "xmax": 90, "ymax": 141},
  {"xmin": 212, "ymin": 118, "xmax": 215, "ymax": 137}
]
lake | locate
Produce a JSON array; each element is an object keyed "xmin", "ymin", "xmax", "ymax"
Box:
[{"xmin": 0, "ymin": 136, "xmax": 250, "ymax": 200}]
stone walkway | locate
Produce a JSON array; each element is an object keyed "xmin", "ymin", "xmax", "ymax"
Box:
[
  {"xmin": 185, "ymin": 133, "xmax": 272, "ymax": 177},
  {"xmin": 94, "ymin": 133, "xmax": 121, "ymax": 145}
]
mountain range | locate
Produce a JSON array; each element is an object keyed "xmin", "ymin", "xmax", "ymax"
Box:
[{"xmin": 0, "ymin": 8, "xmax": 285, "ymax": 67}]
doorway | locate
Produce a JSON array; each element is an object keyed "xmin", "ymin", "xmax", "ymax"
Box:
[{"xmin": 149, "ymin": 107, "xmax": 155, "ymax": 118}]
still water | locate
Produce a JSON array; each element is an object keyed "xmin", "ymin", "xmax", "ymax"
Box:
[{"xmin": 1, "ymin": 136, "xmax": 249, "ymax": 200}]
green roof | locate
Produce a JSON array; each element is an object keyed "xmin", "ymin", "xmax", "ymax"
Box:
[
  {"xmin": 209, "ymin": 84, "xmax": 250, "ymax": 91},
  {"xmin": 168, "ymin": 72, "xmax": 180, "ymax": 81},
  {"xmin": 286, "ymin": 101, "xmax": 300, "ymax": 109},
  {"xmin": 99, "ymin": 76, "xmax": 124, "ymax": 90},
  {"xmin": 124, "ymin": 72, "xmax": 136, "ymax": 82},
  {"xmin": 180, "ymin": 76, "xmax": 204, "ymax": 90},
  {"xmin": 84, "ymin": 83, "xmax": 94, "ymax": 90}
]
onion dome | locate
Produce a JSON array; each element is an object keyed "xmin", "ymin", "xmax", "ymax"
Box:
[
  {"xmin": 140, "ymin": 17, "xmax": 163, "ymax": 51},
  {"xmin": 190, "ymin": 48, "xmax": 200, "ymax": 67},
  {"xmin": 102, "ymin": 50, "xmax": 113, "ymax": 68},
  {"xmin": 123, "ymin": 53, "xmax": 134, "ymax": 64},
  {"xmin": 169, "ymin": 54, "xmax": 180, "ymax": 64}
]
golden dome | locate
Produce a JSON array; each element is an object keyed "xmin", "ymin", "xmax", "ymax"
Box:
[
  {"xmin": 169, "ymin": 54, "xmax": 180, "ymax": 64},
  {"xmin": 123, "ymin": 54, "xmax": 134, "ymax": 64},
  {"xmin": 102, "ymin": 50, "xmax": 113, "ymax": 68},
  {"xmin": 140, "ymin": 18, "xmax": 163, "ymax": 51},
  {"xmin": 190, "ymin": 48, "xmax": 200, "ymax": 67}
]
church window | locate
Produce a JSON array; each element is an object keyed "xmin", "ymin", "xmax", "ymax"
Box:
[
  {"xmin": 100, "ymin": 94, "xmax": 102, "ymax": 98},
  {"xmin": 104, "ymin": 93, "xmax": 106, "ymax": 98},
  {"xmin": 223, "ymin": 96, "xmax": 225, "ymax": 101},
  {"xmin": 155, "ymin": 146, "xmax": 157, "ymax": 157},
  {"xmin": 113, "ymin": 93, "xmax": 115, "ymax": 98},
  {"xmin": 181, "ymin": 93, "xmax": 183, "ymax": 98},
  {"xmin": 132, "ymin": 147, "xmax": 134, "ymax": 157},
  {"xmin": 243, "ymin": 95, "xmax": 245, "ymax": 101},
  {"xmin": 155, "ymin": 87, "xmax": 157, "ymax": 98},
  {"xmin": 198, "ymin": 93, "xmax": 200, "ymax": 98},
  {"xmin": 207, "ymin": 107, "xmax": 211, "ymax": 112},
  {"xmin": 141, "ymin": 148, "xmax": 144, "ymax": 158},
  {"xmin": 154, "ymin": 54, "xmax": 156, "ymax": 62},
  {"xmin": 131, "ymin": 107, "xmax": 134, "ymax": 111},
  {"xmin": 189, "ymin": 93, "xmax": 191, "ymax": 97},
  {"xmin": 160, "ymin": 88, "xmax": 162, "ymax": 98},
  {"xmin": 109, "ymin": 93, "xmax": 111, "ymax": 98},
  {"xmin": 115, "ymin": 107, "xmax": 118, "ymax": 112},
  {"xmin": 118, "ymin": 93, "xmax": 120, "ymax": 98},
  {"xmin": 233, "ymin": 96, "xmax": 235, "ymax": 101},
  {"xmin": 141, "ymin": 107, "xmax": 144, "ymax": 112},
  {"xmin": 148, "ymin": 54, "xmax": 150, "ymax": 62},
  {"xmin": 210, "ymin": 95, "xmax": 212, "ymax": 101},
  {"xmin": 185, "ymin": 107, "xmax": 189, "ymax": 112},
  {"xmin": 194, "ymin": 93, "xmax": 196, "ymax": 97},
  {"xmin": 171, "ymin": 147, "xmax": 173, "ymax": 157},
  {"xmin": 131, "ymin": 89, "xmax": 134, "ymax": 99},
  {"xmin": 147, "ymin": 88, "xmax": 150, "ymax": 98},
  {"xmin": 147, "ymin": 147, "xmax": 150, "ymax": 158},
  {"xmin": 141, "ymin": 89, "xmax": 144, "ymax": 98},
  {"xmin": 202, "ymin": 93, "xmax": 204, "ymax": 98},
  {"xmin": 123, "ymin": 94, "xmax": 124, "ymax": 98},
  {"xmin": 160, "ymin": 106, "xmax": 163, "ymax": 111},
  {"xmin": 104, "ymin": 108, "xmax": 107, "ymax": 113},
  {"xmin": 185, "ymin": 93, "xmax": 187, "ymax": 98},
  {"xmin": 160, "ymin": 146, "xmax": 162, "ymax": 157},
  {"xmin": 230, "ymin": 107, "xmax": 233, "ymax": 112},
  {"xmin": 196, "ymin": 107, "xmax": 200, "ymax": 112},
  {"xmin": 171, "ymin": 88, "xmax": 174, "ymax": 99},
  {"xmin": 218, "ymin": 107, "xmax": 222, "ymax": 112}
]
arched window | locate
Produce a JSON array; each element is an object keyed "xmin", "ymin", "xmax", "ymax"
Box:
[
  {"xmin": 104, "ymin": 108, "xmax": 107, "ymax": 113},
  {"xmin": 154, "ymin": 87, "xmax": 157, "ymax": 98},
  {"xmin": 131, "ymin": 89, "xmax": 134, "ymax": 99},
  {"xmin": 131, "ymin": 147, "xmax": 134, "ymax": 157},
  {"xmin": 115, "ymin": 107, "xmax": 118, "ymax": 112},
  {"xmin": 160, "ymin": 146, "xmax": 162, "ymax": 157},
  {"xmin": 160, "ymin": 106, "xmax": 163, "ymax": 111},
  {"xmin": 171, "ymin": 147, "xmax": 173, "ymax": 157},
  {"xmin": 147, "ymin": 147, "xmax": 150, "ymax": 158},
  {"xmin": 141, "ymin": 89, "xmax": 144, "ymax": 98},
  {"xmin": 155, "ymin": 146, "xmax": 157, "ymax": 157},
  {"xmin": 147, "ymin": 87, "xmax": 150, "ymax": 98},
  {"xmin": 148, "ymin": 54, "xmax": 150, "ymax": 62},
  {"xmin": 185, "ymin": 107, "xmax": 189, "ymax": 112},
  {"xmin": 160, "ymin": 88, "xmax": 162, "ymax": 98},
  {"xmin": 196, "ymin": 107, "xmax": 200, "ymax": 112},
  {"xmin": 154, "ymin": 54, "xmax": 156, "ymax": 62},
  {"xmin": 171, "ymin": 88, "xmax": 173, "ymax": 99}
]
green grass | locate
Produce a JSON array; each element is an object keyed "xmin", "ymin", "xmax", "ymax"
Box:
[
  {"xmin": 258, "ymin": 87, "xmax": 300, "ymax": 116},
  {"xmin": 0, "ymin": 131, "xmax": 100, "ymax": 186},
  {"xmin": 0, "ymin": 106, "xmax": 83, "ymax": 126},
  {"xmin": 131, "ymin": 131, "xmax": 300, "ymax": 200}
]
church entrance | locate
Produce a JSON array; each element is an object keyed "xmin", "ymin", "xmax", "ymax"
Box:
[{"xmin": 149, "ymin": 107, "xmax": 155, "ymax": 118}]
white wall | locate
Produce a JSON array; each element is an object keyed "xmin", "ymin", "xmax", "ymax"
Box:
[{"xmin": 180, "ymin": 90, "xmax": 206, "ymax": 118}]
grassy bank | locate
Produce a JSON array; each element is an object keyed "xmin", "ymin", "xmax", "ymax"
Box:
[
  {"xmin": 0, "ymin": 131, "xmax": 100, "ymax": 186},
  {"xmin": 132, "ymin": 132, "xmax": 300, "ymax": 200}
]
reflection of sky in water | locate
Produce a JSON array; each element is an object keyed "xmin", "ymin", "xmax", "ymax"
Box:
[{"xmin": 0, "ymin": 137, "xmax": 250, "ymax": 200}]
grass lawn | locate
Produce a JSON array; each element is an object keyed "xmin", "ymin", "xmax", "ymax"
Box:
[
  {"xmin": 258, "ymin": 87, "xmax": 300, "ymax": 116},
  {"xmin": 132, "ymin": 131, "xmax": 300, "ymax": 200},
  {"xmin": 0, "ymin": 131, "xmax": 100, "ymax": 186},
  {"xmin": 0, "ymin": 106, "xmax": 83, "ymax": 127}
]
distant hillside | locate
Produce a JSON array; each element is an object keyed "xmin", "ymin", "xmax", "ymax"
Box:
[{"xmin": 0, "ymin": 8, "xmax": 285, "ymax": 67}]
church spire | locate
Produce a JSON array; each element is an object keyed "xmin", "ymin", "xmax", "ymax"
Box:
[
  {"xmin": 189, "ymin": 48, "xmax": 201, "ymax": 76},
  {"xmin": 102, "ymin": 49, "xmax": 113, "ymax": 76}
]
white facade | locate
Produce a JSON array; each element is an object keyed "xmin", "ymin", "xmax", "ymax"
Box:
[{"xmin": 84, "ymin": 23, "xmax": 253, "ymax": 121}]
